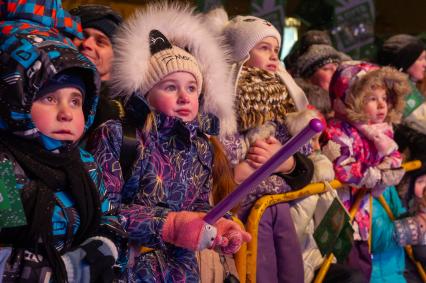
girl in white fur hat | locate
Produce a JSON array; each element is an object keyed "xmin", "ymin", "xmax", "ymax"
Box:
[{"xmin": 88, "ymin": 3, "xmax": 251, "ymax": 282}]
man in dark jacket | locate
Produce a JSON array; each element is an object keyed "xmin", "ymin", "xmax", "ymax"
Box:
[{"xmin": 70, "ymin": 4, "xmax": 125, "ymax": 134}]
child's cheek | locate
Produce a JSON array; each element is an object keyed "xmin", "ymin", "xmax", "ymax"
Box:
[{"xmin": 414, "ymin": 175, "xmax": 426, "ymax": 198}]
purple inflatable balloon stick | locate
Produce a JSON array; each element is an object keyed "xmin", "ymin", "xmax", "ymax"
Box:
[{"xmin": 203, "ymin": 118, "xmax": 324, "ymax": 224}]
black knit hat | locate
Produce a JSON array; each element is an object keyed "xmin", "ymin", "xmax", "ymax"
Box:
[
  {"xmin": 70, "ymin": 4, "xmax": 123, "ymax": 42},
  {"xmin": 378, "ymin": 34, "xmax": 425, "ymax": 72},
  {"xmin": 38, "ymin": 71, "xmax": 86, "ymax": 99}
]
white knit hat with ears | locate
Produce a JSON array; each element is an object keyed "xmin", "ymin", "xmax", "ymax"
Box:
[
  {"xmin": 142, "ymin": 29, "xmax": 203, "ymax": 97},
  {"xmin": 110, "ymin": 2, "xmax": 236, "ymax": 136},
  {"xmin": 203, "ymin": 7, "xmax": 281, "ymax": 63}
]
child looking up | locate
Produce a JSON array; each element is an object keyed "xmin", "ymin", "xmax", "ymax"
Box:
[
  {"xmin": 0, "ymin": 2, "xmax": 120, "ymax": 281},
  {"xmin": 204, "ymin": 8, "xmax": 314, "ymax": 283},
  {"xmin": 89, "ymin": 4, "xmax": 250, "ymax": 282}
]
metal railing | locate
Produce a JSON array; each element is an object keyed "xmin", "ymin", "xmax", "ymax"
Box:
[{"xmin": 234, "ymin": 160, "xmax": 424, "ymax": 283}]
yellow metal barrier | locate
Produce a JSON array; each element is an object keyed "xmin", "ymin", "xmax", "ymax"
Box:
[
  {"xmin": 313, "ymin": 189, "xmax": 367, "ymax": 283},
  {"xmin": 233, "ymin": 217, "xmax": 247, "ymax": 283},
  {"xmin": 240, "ymin": 160, "xmax": 422, "ymax": 283}
]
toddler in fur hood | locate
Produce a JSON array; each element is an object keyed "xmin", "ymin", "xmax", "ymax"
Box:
[
  {"xmin": 88, "ymin": 3, "xmax": 251, "ymax": 283},
  {"xmin": 322, "ymin": 61, "xmax": 426, "ymax": 281}
]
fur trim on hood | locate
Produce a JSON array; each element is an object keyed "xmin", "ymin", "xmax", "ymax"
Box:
[
  {"xmin": 346, "ymin": 67, "xmax": 410, "ymax": 124},
  {"xmin": 286, "ymin": 109, "xmax": 322, "ymax": 136},
  {"xmin": 110, "ymin": 2, "xmax": 236, "ymax": 136}
]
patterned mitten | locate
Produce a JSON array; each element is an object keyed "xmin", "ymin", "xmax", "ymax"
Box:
[
  {"xmin": 61, "ymin": 236, "xmax": 118, "ymax": 283},
  {"xmin": 381, "ymin": 167, "xmax": 406, "ymax": 187},
  {"xmin": 162, "ymin": 211, "xmax": 217, "ymax": 251},
  {"xmin": 214, "ymin": 218, "xmax": 251, "ymax": 254},
  {"xmin": 394, "ymin": 213, "xmax": 426, "ymax": 246}
]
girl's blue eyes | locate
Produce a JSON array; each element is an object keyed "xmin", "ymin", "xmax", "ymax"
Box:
[{"xmin": 164, "ymin": 85, "xmax": 197, "ymax": 93}]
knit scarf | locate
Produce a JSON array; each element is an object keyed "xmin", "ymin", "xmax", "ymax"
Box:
[
  {"xmin": 354, "ymin": 122, "xmax": 399, "ymax": 158},
  {"xmin": 0, "ymin": 132, "xmax": 101, "ymax": 282},
  {"xmin": 236, "ymin": 66, "xmax": 296, "ymax": 132}
]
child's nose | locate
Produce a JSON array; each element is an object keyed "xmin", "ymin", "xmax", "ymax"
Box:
[
  {"xmin": 57, "ymin": 106, "xmax": 73, "ymax": 121},
  {"xmin": 177, "ymin": 91, "xmax": 190, "ymax": 103}
]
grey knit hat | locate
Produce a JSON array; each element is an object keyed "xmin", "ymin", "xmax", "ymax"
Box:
[
  {"xmin": 299, "ymin": 30, "xmax": 333, "ymax": 52},
  {"xmin": 378, "ymin": 34, "xmax": 424, "ymax": 72},
  {"xmin": 297, "ymin": 44, "xmax": 347, "ymax": 78}
]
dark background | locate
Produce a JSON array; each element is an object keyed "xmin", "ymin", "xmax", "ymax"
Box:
[{"xmin": 63, "ymin": 0, "xmax": 426, "ymax": 37}]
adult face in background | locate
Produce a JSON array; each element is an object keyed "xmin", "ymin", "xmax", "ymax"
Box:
[
  {"xmin": 308, "ymin": 62, "xmax": 338, "ymax": 92},
  {"xmin": 407, "ymin": 50, "xmax": 426, "ymax": 82},
  {"xmin": 297, "ymin": 44, "xmax": 347, "ymax": 92},
  {"xmin": 74, "ymin": 28, "xmax": 114, "ymax": 81},
  {"xmin": 70, "ymin": 4, "xmax": 122, "ymax": 82}
]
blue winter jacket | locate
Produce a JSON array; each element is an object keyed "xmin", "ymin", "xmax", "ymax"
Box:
[{"xmin": 371, "ymin": 186, "xmax": 407, "ymax": 283}]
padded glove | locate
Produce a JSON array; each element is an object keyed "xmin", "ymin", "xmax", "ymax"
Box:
[
  {"xmin": 213, "ymin": 218, "xmax": 251, "ymax": 254},
  {"xmin": 162, "ymin": 211, "xmax": 217, "ymax": 251},
  {"xmin": 61, "ymin": 236, "xmax": 118, "ymax": 283}
]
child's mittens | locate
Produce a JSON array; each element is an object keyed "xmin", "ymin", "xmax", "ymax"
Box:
[
  {"xmin": 242, "ymin": 121, "xmax": 277, "ymax": 157},
  {"xmin": 162, "ymin": 211, "xmax": 217, "ymax": 251},
  {"xmin": 213, "ymin": 218, "xmax": 252, "ymax": 254},
  {"xmin": 309, "ymin": 153, "xmax": 335, "ymax": 183},
  {"xmin": 393, "ymin": 213, "xmax": 426, "ymax": 246},
  {"xmin": 244, "ymin": 121, "xmax": 277, "ymax": 146},
  {"xmin": 61, "ymin": 236, "xmax": 118, "ymax": 283},
  {"xmin": 360, "ymin": 166, "xmax": 405, "ymax": 197},
  {"xmin": 360, "ymin": 166, "xmax": 382, "ymax": 189},
  {"xmin": 380, "ymin": 167, "xmax": 406, "ymax": 187}
]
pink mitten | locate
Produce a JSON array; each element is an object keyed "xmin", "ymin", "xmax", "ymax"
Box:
[
  {"xmin": 213, "ymin": 218, "xmax": 252, "ymax": 254},
  {"xmin": 162, "ymin": 211, "xmax": 217, "ymax": 251}
]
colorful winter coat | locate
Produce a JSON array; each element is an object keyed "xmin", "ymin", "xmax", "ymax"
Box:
[
  {"xmin": 323, "ymin": 119, "xmax": 402, "ymax": 240},
  {"xmin": 220, "ymin": 122, "xmax": 312, "ymax": 221},
  {"xmin": 371, "ymin": 186, "xmax": 407, "ymax": 283},
  {"xmin": 0, "ymin": 146, "xmax": 115, "ymax": 251},
  {"xmin": 0, "ymin": 0, "xmax": 82, "ymax": 44},
  {"xmin": 222, "ymin": 64, "xmax": 313, "ymax": 221},
  {"xmin": 90, "ymin": 94, "xmax": 219, "ymax": 282},
  {"xmin": 0, "ymin": 1, "xmax": 120, "ymax": 280}
]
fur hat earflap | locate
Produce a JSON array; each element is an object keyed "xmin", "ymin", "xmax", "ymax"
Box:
[
  {"xmin": 346, "ymin": 66, "xmax": 411, "ymax": 124},
  {"xmin": 110, "ymin": 2, "xmax": 236, "ymax": 136},
  {"xmin": 202, "ymin": 6, "xmax": 229, "ymax": 37},
  {"xmin": 286, "ymin": 109, "xmax": 334, "ymax": 183},
  {"xmin": 286, "ymin": 109, "xmax": 322, "ymax": 137}
]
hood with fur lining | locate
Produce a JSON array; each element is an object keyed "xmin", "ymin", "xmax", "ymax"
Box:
[
  {"xmin": 331, "ymin": 61, "xmax": 410, "ymax": 124},
  {"xmin": 110, "ymin": 2, "xmax": 236, "ymax": 136}
]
